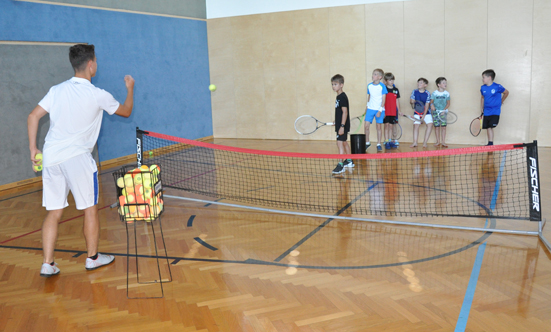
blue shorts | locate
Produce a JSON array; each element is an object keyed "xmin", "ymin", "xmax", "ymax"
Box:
[{"xmin": 365, "ymin": 109, "xmax": 385, "ymax": 124}]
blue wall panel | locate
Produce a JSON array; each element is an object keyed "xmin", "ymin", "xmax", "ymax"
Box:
[{"xmin": 0, "ymin": 0, "xmax": 212, "ymax": 162}]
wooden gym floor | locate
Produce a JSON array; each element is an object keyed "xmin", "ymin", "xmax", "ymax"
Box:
[{"xmin": 1, "ymin": 139, "xmax": 550, "ymax": 331}]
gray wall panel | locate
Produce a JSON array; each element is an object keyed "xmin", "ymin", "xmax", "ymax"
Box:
[
  {"xmin": 0, "ymin": 44, "xmax": 100, "ymax": 186},
  {"xmin": 32, "ymin": 0, "xmax": 207, "ymax": 18}
]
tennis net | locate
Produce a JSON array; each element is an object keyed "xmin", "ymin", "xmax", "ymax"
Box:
[{"xmin": 137, "ymin": 128, "xmax": 541, "ymax": 222}]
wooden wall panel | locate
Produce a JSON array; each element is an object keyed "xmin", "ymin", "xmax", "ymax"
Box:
[
  {"xmin": 294, "ymin": 8, "xmax": 332, "ymax": 141},
  {"xmin": 208, "ymin": 18, "xmax": 237, "ymax": 138},
  {"xmin": 262, "ymin": 11, "xmax": 298, "ymax": 139},
  {"xmin": 230, "ymin": 15, "xmax": 267, "ymax": 139},
  {"xmin": 530, "ymin": 0, "xmax": 551, "ymax": 145},
  {"xmin": 444, "ymin": 0, "xmax": 487, "ymax": 145},
  {"xmin": 208, "ymin": 0, "xmax": 549, "ymax": 146},
  {"xmin": 328, "ymin": 5, "xmax": 367, "ymax": 142},
  {"xmin": 487, "ymin": 0, "xmax": 533, "ymax": 143}
]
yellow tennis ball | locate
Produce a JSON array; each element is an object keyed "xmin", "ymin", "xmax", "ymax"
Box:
[
  {"xmin": 126, "ymin": 193, "xmax": 135, "ymax": 203},
  {"xmin": 116, "ymin": 177, "xmax": 125, "ymax": 188},
  {"xmin": 124, "ymin": 174, "xmax": 133, "ymax": 187},
  {"xmin": 209, "ymin": 84, "xmax": 216, "ymax": 92},
  {"xmin": 140, "ymin": 165, "xmax": 149, "ymax": 171},
  {"xmin": 33, "ymin": 153, "xmax": 43, "ymax": 171}
]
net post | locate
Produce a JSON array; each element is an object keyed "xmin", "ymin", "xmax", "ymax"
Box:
[
  {"xmin": 136, "ymin": 127, "xmax": 144, "ymax": 167},
  {"xmin": 526, "ymin": 140, "xmax": 542, "ymax": 222}
]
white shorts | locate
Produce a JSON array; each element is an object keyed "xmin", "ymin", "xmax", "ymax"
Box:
[
  {"xmin": 414, "ymin": 113, "xmax": 433, "ymax": 125},
  {"xmin": 42, "ymin": 153, "xmax": 98, "ymax": 210}
]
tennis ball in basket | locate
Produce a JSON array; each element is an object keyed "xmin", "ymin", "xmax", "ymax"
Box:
[
  {"xmin": 126, "ymin": 193, "xmax": 135, "ymax": 203},
  {"xmin": 133, "ymin": 173, "xmax": 143, "ymax": 184},
  {"xmin": 209, "ymin": 84, "xmax": 216, "ymax": 92},
  {"xmin": 139, "ymin": 165, "xmax": 149, "ymax": 171},
  {"xmin": 116, "ymin": 177, "xmax": 125, "ymax": 188},
  {"xmin": 124, "ymin": 174, "xmax": 133, "ymax": 187}
]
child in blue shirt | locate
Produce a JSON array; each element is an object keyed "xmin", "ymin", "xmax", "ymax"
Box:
[
  {"xmin": 409, "ymin": 78, "xmax": 432, "ymax": 148},
  {"xmin": 480, "ymin": 69, "xmax": 509, "ymax": 145}
]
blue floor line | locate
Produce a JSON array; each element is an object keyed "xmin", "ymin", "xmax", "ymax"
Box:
[{"xmin": 454, "ymin": 151, "xmax": 507, "ymax": 331}]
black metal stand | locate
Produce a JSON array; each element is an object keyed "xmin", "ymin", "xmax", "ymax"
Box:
[
  {"xmin": 125, "ymin": 216, "xmax": 172, "ymax": 299},
  {"xmin": 113, "ymin": 164, "xmax": 171, "ymax": 299}
]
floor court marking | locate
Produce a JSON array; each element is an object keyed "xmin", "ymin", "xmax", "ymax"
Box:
[
  {"xmin": 273, "ymin": 181, "xmax": 381, "ymax": 262},
  {"xmin": 454, "ymin": 151, "xmax": 507, "ymax": 332},
  {"xmin": 0, "ymin": 204, "xmax": 112, "ymax": 244}
]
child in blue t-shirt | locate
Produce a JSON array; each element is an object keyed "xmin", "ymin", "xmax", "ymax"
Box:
[{"xmin": 480, "ymin": 69, "xmax": 509, "ymax": 145}]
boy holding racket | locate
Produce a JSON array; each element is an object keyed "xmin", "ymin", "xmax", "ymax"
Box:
[
  {"xmin": 409, "ymin": 78, "xmax": 432, "ymax": 148},
  {"xmin": 431, "ymin": 77, "xmax": 451, "ymax": 147},
  {"xmin": 331, "ymin": 74, "xmax": 353, "ymax": 174},
  {"xmin": 480, "ymin": 69, "xmax": 509, "ymax": 145},
  {"xmin": 27, "ymin": 44, "xmax": 135, "ymax": 277},
  {"xmin": 382, "ymin": 72, "xmax": 401, "ymax": 149},
  {"xmin": 364, "ymin": 68, "xmax": 388, "ymax": 152}
]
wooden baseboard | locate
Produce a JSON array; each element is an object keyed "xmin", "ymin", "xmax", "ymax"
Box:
[{"xmin": 0, "ymin": 135, "xmax": 215, "ymax": 196}]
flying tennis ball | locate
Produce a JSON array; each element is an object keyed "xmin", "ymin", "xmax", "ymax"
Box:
[
  {"xmin": 149, "ymin": 151, "xmax": 153, "ymax": 157},
  {"xmin": 209, "ymin": 84, "xmax": 216, "ymax": 92}
]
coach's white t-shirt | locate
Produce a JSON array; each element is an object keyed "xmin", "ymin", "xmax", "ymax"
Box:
[{"xmin": 39, "ymin": 77, "xmax": 120, "ymax": 167}]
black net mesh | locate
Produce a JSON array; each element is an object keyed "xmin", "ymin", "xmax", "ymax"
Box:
[{"xmin": 140, "ymin": 130, "xmax": 536, "ymax": 221}]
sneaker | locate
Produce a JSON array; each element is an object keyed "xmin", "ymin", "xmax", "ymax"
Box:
[
  {"xmin": 40, "ymin": 262, "xmax": 60, "ymax": 277},
  {"xmin": 389, "ymin": 141, "xmax": 396, "ymax": 149},
  {"xmin": 385, "ymin": 142, "xmax": 391, "ymax": 149},
  {"xmin": 365, "ymin": 142, "xmax": 371, "ymax": 150},
  {"xmin": 394, "ymin": 140, "xmax": 400, "ymax": 146},
  {"xmin": 377, "ymin": 144, "xmax": 382, "ymax": 151},
  {"xmin": 332, "ymin": 163, "xmax": 345, "ymax": 174},
  {"xmin": 85, "ymin": 253, "xmax": 115, "ymax": 271},
  {"xmin": 343, "ymin": 159, "xmax": 355, "ymax": 168}
]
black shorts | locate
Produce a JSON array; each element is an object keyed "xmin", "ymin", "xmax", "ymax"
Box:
[
  {"xmin": 383, "ymin": 115, "xmax": 397, "ymax": 124},
  {"xmin": 482, "ymin": 115, "xmax": 500, "ymax": 129},
  {"xmin": 336, "ymin": 132, "xmax": 348, "ymax": 142}
]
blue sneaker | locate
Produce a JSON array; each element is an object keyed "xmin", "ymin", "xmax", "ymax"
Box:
[
  {"xmin": 365, "ymin": 142, "xmax": 371, "ymax": 151},
  {"xmin": 385, "ymin": 142, "xmax": 391, "ymax": 149},
  {"xmin": 377, "ymin": 144, "xmax": 382, "ymax": 151},
  {"xmin": 389, "ymin": 141, "xmax": 396, "ymax": 149}
]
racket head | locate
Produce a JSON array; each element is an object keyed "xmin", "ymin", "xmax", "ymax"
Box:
[
  {"xmin": 470, "ymin": 117, "xmax": 482, "ymax": 137},
  {"xmin": 414, "ymin": 100, "xmax": 425, "ymax": 115},
  {"xmin": 294, "ymin": 115, "xmax": 319, "ymax": 135},
  {"xmin": 446, "ymin": 111, "xmax": 458, "ymax": 124},
  {"xmin": 350, "ymin": 116, "xmax": 363, "ymax": 134},
  {"xmin": 392, "ymin": 122, "xmax": 402, "ymax": 140}
]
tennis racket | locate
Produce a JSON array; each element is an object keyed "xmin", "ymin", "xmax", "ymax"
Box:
[
  {"xmin": 295, "ymin": 115, "xmax": 333, "ymax": 135},
  {"xmin": 413, "ymin": 100, "xmax": 426, "ymax": 116},
  {"xmin": 434, "ymin": 110, "xmax": 458, "ymax": 125},
  {"xmin": 392, "ymin": 122, "xmax": 402, "ymax": 140},
  {"xmin": 402, "ymin": 114, "xmax": 421, "ymax": 123},
  {"xmin": 350, "ymin": 114, "xmax": 365, "ymax": 134},
  {"xmin": 470, "ymin": 116, "xmax": 483, "ymax": 137}
]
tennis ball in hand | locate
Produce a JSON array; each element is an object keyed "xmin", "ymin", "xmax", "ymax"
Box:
[
  {"xmin": 209, "ymin": 84, "xmax": 216, "ymax": 92},
  {"xmin": 33, "ymin": 153, "xmax": 43, "ymax": 172}
]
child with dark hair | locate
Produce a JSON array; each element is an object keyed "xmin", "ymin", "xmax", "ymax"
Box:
[
  {"xmin": 27, "ymin": 44, "xmax": 135, "ymax": 277},
  {"xmin": 409, "ymin": 78, "xmax": 432, "ymax": 148},
  {"xmin": 480, "ymin": 69, "xmax": 509, "ymax": 145},
  {"xmin": 431, "ymin": 77, "xmax": 451, "ymax": 147}
]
